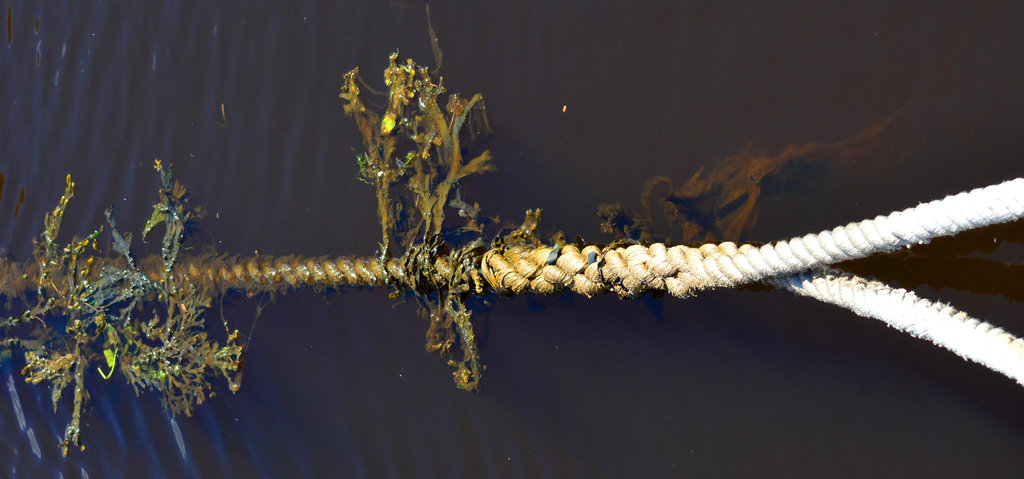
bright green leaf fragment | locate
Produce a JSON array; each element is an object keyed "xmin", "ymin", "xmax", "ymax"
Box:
[
  {"xmin": 381, "ymin": 116, "xmax": 396, "ymax": 135},
  {"xmin": 97, "ymin": 348, "xmax": 117, "ymax": 380},
  {"xmin": 104, "ymin": 348, "xmax": 117, "ymax": 369},
  {"xmin": 142, "ymin": 209, "xmax": 167, "ymax": 239}
]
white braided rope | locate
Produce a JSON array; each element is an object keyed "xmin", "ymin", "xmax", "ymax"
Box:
[
  {"xmin": 665, "ymin": 177, "xmax": 1024, "ymax": 296},
  {"xmin": 772, "ymin": 269, "xmax": 1024, "ymax": 386}
]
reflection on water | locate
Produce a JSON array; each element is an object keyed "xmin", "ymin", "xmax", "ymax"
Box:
[
  {"xmin": 6, "ymin": 374, "xmax": 42, "ymax": 461},
  {"xmin": 2, "ymin": 1, "xmax": 1024, "ymax": 477}
]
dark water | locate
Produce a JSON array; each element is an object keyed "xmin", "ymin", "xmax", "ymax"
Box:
[{"xmin": 2, "ymin": 1, "xmax": 1024, "ymax": 477}]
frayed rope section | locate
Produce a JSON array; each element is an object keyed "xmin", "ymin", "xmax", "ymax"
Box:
[{"xmin": 481, "ymin": 177, "xmax": 1024, "ymax": 385}]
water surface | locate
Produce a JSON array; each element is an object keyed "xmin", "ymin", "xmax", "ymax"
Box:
[{"xmin": 2, "ymin": 1, "xmax": 1024, "ymax": 477}]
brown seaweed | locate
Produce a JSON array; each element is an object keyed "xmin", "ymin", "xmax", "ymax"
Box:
[{"xmin": 4, "ymin": 163, "xmax": 243, "ymax": 454}]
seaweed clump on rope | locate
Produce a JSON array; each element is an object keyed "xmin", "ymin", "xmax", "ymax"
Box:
[
  {"xmin": 339, "ymin": 51, "xmax": 502, "ymax": 391},
  {"xmin": 1, "ymin": 163, "xmax": 244, "ymax": 454}
]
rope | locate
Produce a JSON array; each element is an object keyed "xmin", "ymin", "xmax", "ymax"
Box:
[
  {"xmin": 5, "ymin": 178, "xmax": 1020, "ymax": 303},
  {"xmin": 771, "ymin": 269, "xmax": 1024, "ymax": 386},
  {"xmin": 3, "ymin": 176, "xmax": 1021, "ymax": 392},
  {"xmin": 172, "ymin": 254, "xmax": 401, "ymax": 292},
  {"xmin": 481, "ymin": 178, "xmax": 1024, "ymax": 298},
  {"xmin": 2, "ymin": 253, "xmax": 445, "ymax": 298}
]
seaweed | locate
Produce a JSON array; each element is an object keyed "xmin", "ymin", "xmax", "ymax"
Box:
[
  {"xmin": 599, "ymin": 110, "xmax": 905, "ymax": 244},
  {"xmin": 4, "ymin": 162, "xmax": 243, "ymax": 454},
  {"xmin": 339, "ymin": 51, "xmax": 494, "ymax": 256},
  {"xmin": 340, "ymin": 51, "xmax": 496, "ymax": 389}
]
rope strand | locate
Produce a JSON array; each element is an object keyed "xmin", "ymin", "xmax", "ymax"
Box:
[{"xmin": 772, "ymin": 269, "xmax": 1024, "ymax": 386}]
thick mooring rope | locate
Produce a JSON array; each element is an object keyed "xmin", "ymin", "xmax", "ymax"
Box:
[
  {"xmin": 3, "ymin": 178, "xmax": 1021, "ymax": 388},
  {"xmin": 481, "ymin": 178, "xmax": 1024, "ymax": 298},
  {"xmin": 6, "ymin": 179, "xmax": 1020, "ymax": 305},
  {"xmin": 773, "ymin": 269, "xmax": 1024, "ymax": 386}
]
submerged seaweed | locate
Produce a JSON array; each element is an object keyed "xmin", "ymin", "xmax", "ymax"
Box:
[
  {"xmin": 0, "ymin": 49, "xmax": 505, "ymax": 450},
  {"xmin": 3, "ymin": 162, "xmax": 243, "ymax": 454},
  {"xmin": 339, "ymin": 51, "xmax": 498, "ymax": 390}
]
